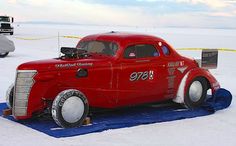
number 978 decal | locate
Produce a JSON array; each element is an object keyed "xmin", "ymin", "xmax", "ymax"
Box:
[{"xmin": 130, "ymin": 70, "xmax": 154, "ymax": 81}]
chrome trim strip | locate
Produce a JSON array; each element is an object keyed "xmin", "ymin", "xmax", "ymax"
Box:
[{"xmin": 17, "ymin": 70, "xmax": 37, "ymax": 73}]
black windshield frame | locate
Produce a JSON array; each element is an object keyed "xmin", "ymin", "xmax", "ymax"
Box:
[{"xmin": 0, "ymin": 17, "xmax": 10, "ymax": 22}]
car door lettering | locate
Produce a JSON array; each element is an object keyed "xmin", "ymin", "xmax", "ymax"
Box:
[{"xmin": 130, "ymin": 71, "xmax": 154, "ymax": 81}]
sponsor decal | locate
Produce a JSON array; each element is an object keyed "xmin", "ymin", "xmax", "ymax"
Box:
[
  {"xmin": 129, "ymin": 52, "xmax": 136, "ymax": 57},
  {"xmin": 168, "ymin": 61, "xmax": 184, "ymax": 67},
  {"xmin": 55, "ymin": 63, "xmax": 77, "ymax": 68},
  {"xmin": 58, "ymin": 91, "xmax": 74, "ymax": 107},
  {"xmin": 78, "ymin": 63, "xmax": 93, "ymax": 67},
  {"xmin": 165, "ymin": 74, "xmax": 176, "ymax": 98},
  {"xmin": 149, "ymin": 70, "xmax": 154, "ymax": 80},
  {"xmin": 177, "ymin": 66, "xmax": 188, "ymax": 74},
  {"xmin": 164, "ymin": 61, "xmax": 185, "ymax": 98},
  {"xmin": 55, "ymin": 63, "xmax": 93, "ymax": 68},
  {"xmin": 168, "ymin": 68, "xmax": 175, "ymax": 76},
  {"xmin": 167, "ymin": 76, "xmax": 175, "ymax": 89}
]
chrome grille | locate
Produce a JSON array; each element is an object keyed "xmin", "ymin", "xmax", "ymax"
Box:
[
  {"xmin": 13, "ymin": 70, "xmax": 37, "ymax": 117},
  {"xmin": 1, "ymin": 23, "xmax": 11, "ymax": 29}
]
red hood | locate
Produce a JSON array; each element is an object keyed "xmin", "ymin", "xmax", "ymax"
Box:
[{"xmin": 17, "ymin": 55, "xmax": 112, "ymax": 72}]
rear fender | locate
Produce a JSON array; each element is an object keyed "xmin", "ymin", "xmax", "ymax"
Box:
[{"xmin": 173, "ymin": 68, "xmax": 220, "ymax": 104}]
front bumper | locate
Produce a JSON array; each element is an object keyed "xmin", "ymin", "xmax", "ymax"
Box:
[{"xmin": 0, "ymin": 28, "xmax": 13, "ymax": 33}]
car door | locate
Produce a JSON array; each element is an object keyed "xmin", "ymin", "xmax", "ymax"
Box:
[{"xmin": 117, "ymin": 43, "xmax": 169, "ymax": 106}]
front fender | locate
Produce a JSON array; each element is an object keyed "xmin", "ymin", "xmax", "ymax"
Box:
[{"xmin": 173, "ymin": 68, "xmax": 220, "ymax": 104}]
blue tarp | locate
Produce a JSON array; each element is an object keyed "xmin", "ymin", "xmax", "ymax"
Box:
[{"xmin": 0, "ymin": 88, "xmax": 232, "ymax": 138}]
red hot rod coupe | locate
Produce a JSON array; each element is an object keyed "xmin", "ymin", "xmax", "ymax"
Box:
[{"xmin": 6, "ymin": 32, "xmax": 220, "ymax": 128}]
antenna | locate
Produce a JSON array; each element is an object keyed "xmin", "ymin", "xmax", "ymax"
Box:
[{"xmin": 58, "ymin": 32, "xmax": 61, "ymax": 57}]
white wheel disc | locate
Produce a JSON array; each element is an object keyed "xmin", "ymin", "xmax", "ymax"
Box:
[
  {"xmin": 189, "ymin": 81, "xmax": 203, "ymax": 102},
  {"xmin": 61, "ymin": 96, "xmax": 84, "ymax": 123}
]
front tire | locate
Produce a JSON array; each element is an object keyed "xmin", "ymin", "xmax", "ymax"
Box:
[
  {"xmin": 6, "ymin": 84, "xmax": 14, "ymax": 108},
  {"xmin": 184, "ymin": 77, "xmax": 208, "ymax": 108},
  {"xmin": 52, "ymin": 89, "xmax": 89, "ymax": 128},
  {"xmin": 0, "ymin": 52, "xmax": 9, "ymax": 58}
]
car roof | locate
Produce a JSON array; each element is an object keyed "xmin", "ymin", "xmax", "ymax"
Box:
[
  {"xmin": 78, "ymin": 32, "xmax": 181, "ymax": 58},
  {"xmin": 80, "ymin": 32, "xmax": 166, "ymax": 45}
]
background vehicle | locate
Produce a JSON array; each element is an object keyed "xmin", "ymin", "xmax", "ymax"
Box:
[
  {"xmin": 0, "ymin": 16, "xmax": 14, "ymax": 35},
  {"xmin": 0, "ymin": 34, "xmax": 15, "ymax": 57},
  {"xmin": 5, "ymin": 32, "xmax": 220, "ymax": 128}
]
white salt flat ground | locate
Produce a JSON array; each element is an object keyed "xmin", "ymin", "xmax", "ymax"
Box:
[{"xmin": 0, "ymin": 24, "xmax": 236, "ymax": 146}]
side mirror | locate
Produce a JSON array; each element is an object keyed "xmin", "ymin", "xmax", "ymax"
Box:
[{"xmin": 12, "ymin": 17, "xmax": 14, "ymax": 23}]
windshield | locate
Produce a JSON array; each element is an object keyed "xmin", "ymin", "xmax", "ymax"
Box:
[
  {"xmin": 78, "ymin": 40, "xmax": 119, "ymax": 56},
  {"xmin": 0, "ymin": 17, "xmax": 10, "ymax": 22}
]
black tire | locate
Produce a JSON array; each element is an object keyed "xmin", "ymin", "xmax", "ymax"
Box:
[
  {"xmin": 51, "ymin": 89, "xmax": 89, "ymax": 128},
  {"xmin": 10, "ymin": 32, "xmax": 14, "ymax": 35},
  {"xmin": 6, "ymin": 85, "xmax": 14, "ymax": 108},
  {"xmin": 0, "ymin": 52, "xmax": 9, "ymax": 58},
  {"xmin": 184, "ymin": 77, "xmax": 208, "ymax": 108}
]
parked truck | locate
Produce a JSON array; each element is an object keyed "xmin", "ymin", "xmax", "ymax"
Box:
[{"xmin": 0, "ymin": 16, "xmax": 14, "ymax": 35}]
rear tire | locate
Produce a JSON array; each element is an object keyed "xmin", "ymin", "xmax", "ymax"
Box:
[
  {"xmin": 184, "ymin": 77, "xmax": 208, "ymax": 108},
  {"xmin": 10, "ymin": 32, "xmax": 14, "ymax": 35},
  {"xmin": 51, "ymin": 89, "xmax": 89, "ymax": 128},
  {"xmin": 0, "ymin": 52, "xmax": 9, "ymax": 58}
]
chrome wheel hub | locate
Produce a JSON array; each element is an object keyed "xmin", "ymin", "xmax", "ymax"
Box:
[
  {"xmin": 61, "ymin": 96, "xmax": 84, "ymax": 123},
  {"xmin": 189, "ymin": 81, "xmax": 203, "ymax": 102}
]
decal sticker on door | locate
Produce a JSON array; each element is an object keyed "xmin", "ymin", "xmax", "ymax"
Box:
[{"xmin": 130, "ymin": 70, "xmax": 154, "ymax": 81}]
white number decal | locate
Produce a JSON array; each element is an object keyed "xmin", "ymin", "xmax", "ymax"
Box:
[
  {"xmin": 130, "ymin": 72, "xmax": 138, "ymax": 81},
  {"xmin": 130, "ymin": 70, "xmax": 154, "ymax": 81},
  {"xmin": 142, "ymin": 71, "xmax": 149, "ymax": 80}
]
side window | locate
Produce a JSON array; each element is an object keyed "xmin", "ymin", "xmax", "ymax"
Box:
[
  {"xmin": 124, "ymin": 46, "xmax": 136, "ymax": 59},
  {"xmin": 124, "ymin": 44, "xmax": 159, "ymax": 59},
  {"xmin": 162, "ymin": 45, "xmax": 170, "ymax": 56},
  {"xmin": 136, "ymin": 45, "xmax": 159, "ymax": 58}
]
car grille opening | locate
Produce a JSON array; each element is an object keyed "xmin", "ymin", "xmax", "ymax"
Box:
[
  {"xmin": 1, "ymin": 23, "xmax": 11, "ymax": 29},
  {"xmin": 13, "ymin": 70, "xmax": 37, "ymax": 117}
]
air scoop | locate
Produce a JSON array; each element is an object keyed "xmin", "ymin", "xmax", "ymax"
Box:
[{"xmin": 61, "ymin": 47, "xmax": 88, "ymax": 59}]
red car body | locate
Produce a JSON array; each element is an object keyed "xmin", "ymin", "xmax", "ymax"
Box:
[{"xmin": 10, "ymin": 32, "xmax": 220, "ymax": 120}]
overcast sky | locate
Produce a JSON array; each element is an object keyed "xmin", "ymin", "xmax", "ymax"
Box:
[{"xmin": 1, "ymin": 0, "xmax": 236, "ymax": 28}]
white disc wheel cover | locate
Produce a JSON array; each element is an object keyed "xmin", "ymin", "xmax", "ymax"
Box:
[
  {"xmin": 61, "ymin": 96, "xmax": 84, "ymax": 123},
  {"xmin": 189, "ymin": 81, "xmax": 203, "ymax": 102}
]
